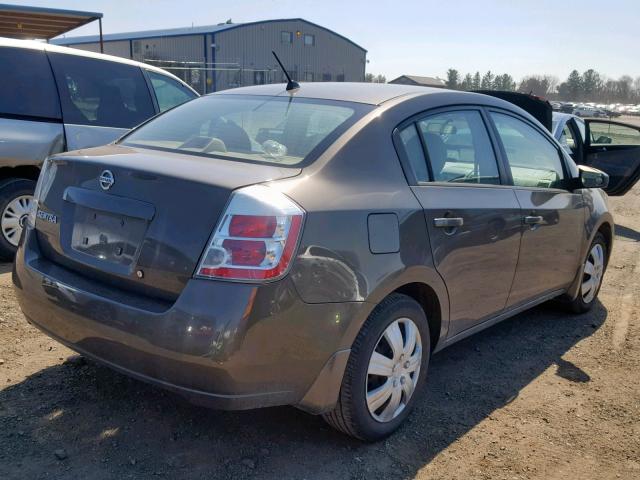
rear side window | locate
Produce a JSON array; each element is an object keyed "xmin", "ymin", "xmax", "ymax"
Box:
[
  {"xmin": 398, "ymin": 125, "xmax": 429, "ymax": 182},
  {"xmin": 414, "ymin": 110, "xmax": 500, "ymax": 184},
  {"xmin": 0, "ymin": 47, "xmax": 60, "ymax": 119},
  {"xmin": 48, "ymin": 53, "xmax": 155, "ymax": 128},
  {"xmin": 490, "ymin": 112, "xmax": 565, "ymax": 189},
  {"xmin": 147, "ymin": 71, "xmax": 196, "ymax": 112}
]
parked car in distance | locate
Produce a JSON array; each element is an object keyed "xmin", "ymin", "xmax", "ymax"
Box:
[
  {"xmin": 0, "ymin": 38, "xmax": 198, "ymax": 259},
  {"xmin": 573, "ymin": 105, "xmax": 607, "ymax": 118},
  {"xmin": 14, "ymin": 83, "xmax": 637, "ymax": 441}
]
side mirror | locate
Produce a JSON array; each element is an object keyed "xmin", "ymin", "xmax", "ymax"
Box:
[{"xmin": 576, "ymin": 165, "xmax": 609, "ymax": 190}]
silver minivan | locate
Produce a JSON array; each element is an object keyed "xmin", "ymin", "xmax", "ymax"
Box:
[{"xmin": 0, "ymin": 38, "xmax": 198, "ymax": 258}]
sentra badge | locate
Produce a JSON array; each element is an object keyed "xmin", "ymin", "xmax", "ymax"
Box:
[{"xmin": 36, "ymin": 210, "xmax": 57, "ymax": 224}]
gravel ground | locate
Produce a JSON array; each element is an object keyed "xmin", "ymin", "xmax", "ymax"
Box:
[{"xmin": 1, "ymin": 188, "xmax": 639, "ymax": 480}]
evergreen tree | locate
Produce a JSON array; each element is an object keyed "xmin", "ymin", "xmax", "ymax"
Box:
[{"xmin": 445, "ymin": 69, "xmax": 460, "ymax": 89}]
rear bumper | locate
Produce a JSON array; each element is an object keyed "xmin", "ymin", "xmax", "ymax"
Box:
[{"xmin": 13, "ymin": 227, "xmax": 365, "ymax": 412}]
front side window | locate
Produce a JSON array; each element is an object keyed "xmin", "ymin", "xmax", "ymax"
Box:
[
  {"xmin": 589, "ymin": 121, "xmax": 640, "ymax": 146},
  {"xmin": 122, "ymin": 95, "xmax": 372, "ymax": 166},
  {"xmin": 48, "ymin": 53, "xmax": 155, "ymax": 128},
  {"xmin": 0, "ymin": 47, "xmax": 60, "ymax": 119},
  {"xmin": 304, "ymin": 34, "xmax": 315, "ymax": 46},
  {"xmin": 574, "ymin": 117, "xmax": 586, "ymax": 143},
  {"xmin": 491, "ymin": 112, "xmax": 565, "ymax": 189},
  {"xmin": 416, "ymin": 110, "xmax": 500, "ymax": 184},
  {"xmin": 559, "ymin": 123, "xmax": 576, "ymax": 154},
  {"xmin": 147, "ymin": 71, "xmax": 196, "ymax": 113}
]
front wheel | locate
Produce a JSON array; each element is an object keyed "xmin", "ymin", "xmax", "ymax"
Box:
[
  {"xmin": 565, "ymin": 232, "xmax": 607, "ymax": 313},
  {"xmin": 0, "ymin": 179, "xmax": 36, "ymax": 261},
  {"xmin": 323, "ymin": 293, "xmax": 430, "ymax": 441}
]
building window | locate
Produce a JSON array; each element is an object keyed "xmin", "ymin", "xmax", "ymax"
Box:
[
  {"xmin": 304, "ymin": 34, "xmax": 315, "ymax": 46},
  {"xmin": 254, "ymin": 71, "xmax": 265, "ymax": 85},
  {"xmin": 305, "ymin": 72, "xmax": 314, "ymax": 82},
  {"xmin": 281, "ymin": 31, "xmax": 293, "ymax": 44},
  {"xmin": 322, "ymin": 73, "xmax": 332, "ymax": 82},
  {"xmin": 337, "ymin": 73, "xmax": 345, "ymax": 82}
]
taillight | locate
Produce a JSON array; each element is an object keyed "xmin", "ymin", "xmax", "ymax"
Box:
[
  {"xmin": 27, "ymin": 157, "xmax": 56, "ymax": 228},
  {"xmin": 196, "ymin": 185, "xmax": 304, "ymax": 281}
]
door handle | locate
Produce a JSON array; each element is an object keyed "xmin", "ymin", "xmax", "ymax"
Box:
[
  {"xmin": 524, "ymin": 215, "xmax": 543, "ymax": 225},
  {"xmin": 434, "ymin": 217, "xmax": 464, "ymax": 228}
]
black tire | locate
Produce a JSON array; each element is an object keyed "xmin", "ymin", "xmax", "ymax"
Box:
[
  {"xmin": 564, "ymin": 232, "xmax": 608, "ymax": 314},
  {"xmin": 0, "ymin": 179, "xmax": 36, "ymax": 261},
  {"xmin": 323, "ymin": 293, "xmax": 431, "ymax": 441}
]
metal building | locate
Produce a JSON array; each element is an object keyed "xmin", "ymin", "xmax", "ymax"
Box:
[{"xmin": 51, "ymin": 18, "xmax": 367, "ymax": 94}]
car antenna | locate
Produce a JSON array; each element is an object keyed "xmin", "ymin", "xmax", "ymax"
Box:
[{"xmin": 272, "ymin": 51, "xmax": 300, "ymax": 94}]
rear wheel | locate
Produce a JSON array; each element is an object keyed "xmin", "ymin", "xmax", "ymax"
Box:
[
  {"xmin": 0, "ymin": 179, "xmax": 36, "ymax": 261},
  {"xmin": 323, "ymin": 293, "xmax": 430, "ymax": 441},
  {"xmin": 565, "ymin": 232, "xmax": 607, "ymax": 313}
]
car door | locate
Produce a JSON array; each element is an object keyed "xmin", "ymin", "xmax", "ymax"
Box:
[
  {"xmin": 488, "ymin": 110, "xmax": 584, "ymax": 307},
  {"xmin": 396, "ymin": 108, "xmax": 522, "ymax": 336},
  {"xmin": 47, "ymin": 52, "xmax": 156, "ymax": 151},
  {"xmin": 0, "ymin": 46, "xmax": 65, "ymax": 166},
  {"xmin": 582, "ymin": 119, "xmax": 640, "ymax": 196}
]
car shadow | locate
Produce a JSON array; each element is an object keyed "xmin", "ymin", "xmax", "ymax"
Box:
[
  {"xmin": 614, "ymin": 223, "xmax": 640, "ymax": 242},
  {"xmin": 0, "ymin": 301, "xmax": 606, "ymax": 480}
]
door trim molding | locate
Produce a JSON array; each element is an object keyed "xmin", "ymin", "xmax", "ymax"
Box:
[{"xmin": 434, "ymin": 288, "xmax": 564, "ymax": 353}]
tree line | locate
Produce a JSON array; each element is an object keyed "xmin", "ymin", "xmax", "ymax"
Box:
[{"xmin": 444, "ymin": 68, "xmax": 640, "ymax": 104}]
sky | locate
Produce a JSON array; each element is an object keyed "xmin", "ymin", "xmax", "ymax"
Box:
[{"xmin": 10, "ymin": 0, "xmax": 640, "ymax": 82}]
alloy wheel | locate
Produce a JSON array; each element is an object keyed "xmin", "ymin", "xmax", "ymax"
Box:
[
  {"xmin": 581, "ymin": 243, "xmax": 605, "ymax": 303},
  {"xmin": 366, "ymin": 317, "xmax": 422, "ymax": 422},
  {"xmin": 1, "ymin": 194, "xmax": 33, "ymax": 247}
]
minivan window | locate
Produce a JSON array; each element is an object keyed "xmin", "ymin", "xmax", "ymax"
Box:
[
  {"xmin": 417, "ymin": 110, "xmax": 500, "ymax": 184},
  {"xmin": 122, "ymin": 95, "xmax": 373, "ymax": 166},
  {"xmin": 48, "ymin": 53, "xmax": 155, "ymax": 128},
  {"xmin": 147, "ymin": 71, "xmax": 196, "ymax": 112},
  {"xmin": 0, "ymin": 47, "xmax": 61, "ymax": 120},
  {"xmin": 491, "ymin": 112, "xmax": 565, "ymax": 189}
]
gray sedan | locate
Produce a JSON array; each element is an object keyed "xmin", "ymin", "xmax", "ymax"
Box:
[{"xmin": 13, "ymin": 83, "xmax": 633, "ymax": 441}]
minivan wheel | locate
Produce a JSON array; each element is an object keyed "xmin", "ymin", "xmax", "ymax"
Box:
[
  {"xmin": 565, "ymin": 232, "xmax": 608, "ymax": 314},
  {"xmin": 0, "ymin": 179, "xmax": 36, "ymax": 261},
  {"xmin": 323, "ymin": 293, "xmax": 430, "ymax": 441}
]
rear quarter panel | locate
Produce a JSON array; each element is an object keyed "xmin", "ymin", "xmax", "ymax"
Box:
[{"xmin": 272, "ymin": 98, "xmax": 452, "ymax": 347}]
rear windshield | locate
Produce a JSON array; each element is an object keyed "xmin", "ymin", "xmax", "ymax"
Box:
[{"xmin": 121, "ymin": 94, "xmax": 373, "ymax": 166}]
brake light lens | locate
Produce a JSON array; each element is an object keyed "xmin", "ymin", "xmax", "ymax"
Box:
[
  {"xmin": 27, "ymin": 157, "xmax": 56, "ymax": 228},
  {"xmin": 196, "ymin": 185, "xmax": 304, "ymax": 281}
]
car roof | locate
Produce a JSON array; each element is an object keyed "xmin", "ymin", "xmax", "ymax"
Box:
[
  {"xmin": 0, "ymin": 37, "xmax": 196, "ymax": 93},
  {"xmin": 214, "ymin": 82, "xmax": 448, "ymax": 106}
]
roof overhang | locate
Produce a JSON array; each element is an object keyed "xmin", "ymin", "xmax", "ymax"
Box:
[{"xmin": 0, "ymin": 3, "xmax": 102, "ymax": 40}]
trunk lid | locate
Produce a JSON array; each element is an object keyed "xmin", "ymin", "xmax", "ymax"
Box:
[
  {"xmin": 474, "ymin": 90, "xmax": 553, "ymax": 132},
  {"xmin": 35, "ymin": 144, "xmax": 301, "ymax": 300}
]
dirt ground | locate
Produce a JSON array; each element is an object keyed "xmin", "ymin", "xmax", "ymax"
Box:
[{"xmin": 1, "ymin": 189, "xmax": 639, "ymax": 480}]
